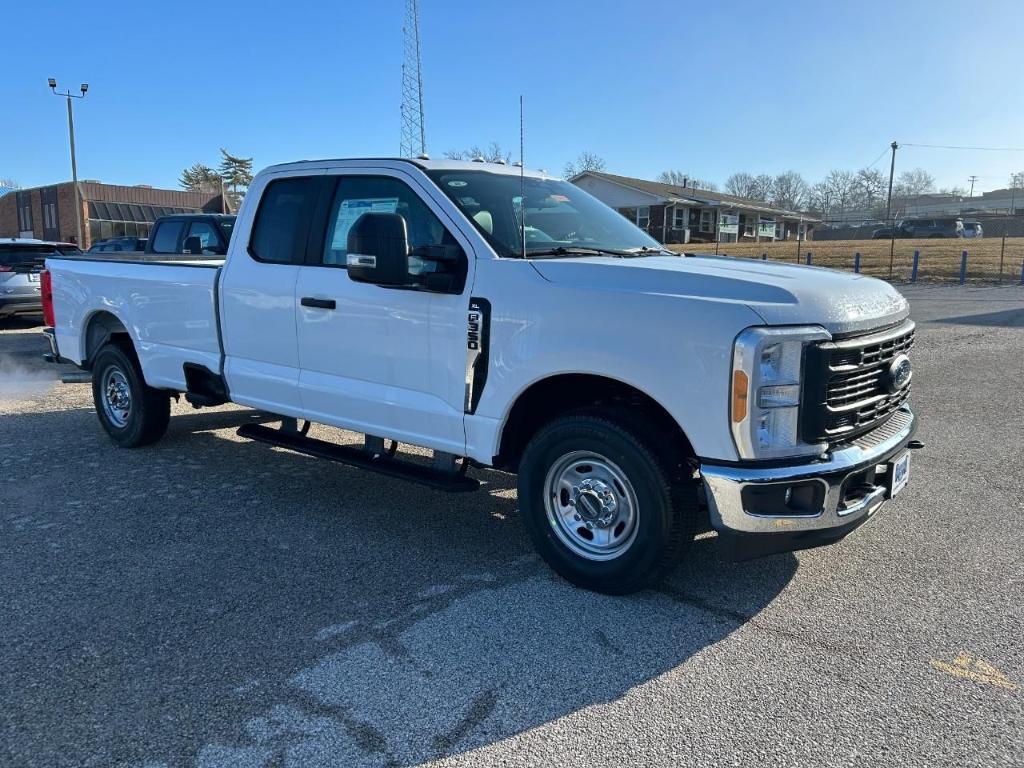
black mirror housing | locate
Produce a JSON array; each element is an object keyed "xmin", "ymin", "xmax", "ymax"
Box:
[{"xmin": 347, "ymin": 212, "xmax": 412, "ymax": 286}]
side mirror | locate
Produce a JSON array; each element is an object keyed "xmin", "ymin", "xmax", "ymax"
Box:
[
  {"xmin": 347, "ymin": 212, "xmax": 411, "ymax": 286},
  {"xmin": 183, "ymin": 235, "xmax": 203, "ymax": 255}
]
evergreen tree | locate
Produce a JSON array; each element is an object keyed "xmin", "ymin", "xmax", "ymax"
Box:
[
  {"xmin": 179, "ymin": 163, "xmax": 222, "ymax": 193},
  {"xmin": 218, "ymin": 149, "xmax": 254, "ymax": 210}
]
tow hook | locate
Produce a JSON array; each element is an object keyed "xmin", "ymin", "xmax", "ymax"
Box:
[{"xmin": 907, "ymin": 440, "xmax": 925, "ymax": 450}]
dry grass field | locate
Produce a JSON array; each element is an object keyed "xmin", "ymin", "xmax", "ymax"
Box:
[{"xmin": 667, "ymin": 237, "xmax": 1024, "ymax": 282}]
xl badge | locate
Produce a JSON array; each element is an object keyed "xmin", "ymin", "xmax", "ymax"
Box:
[{"xmin": 887, "ymin": 354, "xmax": 912, "ymax": 392}]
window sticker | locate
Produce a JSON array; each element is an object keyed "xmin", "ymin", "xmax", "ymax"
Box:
[{"xmin": 331, "ymin": 197, "xmax": 399, "ymax": 250}]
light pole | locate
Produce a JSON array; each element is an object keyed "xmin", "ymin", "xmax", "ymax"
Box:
[{"xmin": 48, "ymin": 78, "xmax": 88, "ymax": 246}]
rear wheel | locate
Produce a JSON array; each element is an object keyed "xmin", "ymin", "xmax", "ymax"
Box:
[
  {"xmin": 91, "ymin": 343, "xmax": 170, "ymax": 447},
  {"xmin": 518, "ymin": 412, "xmax": 698, "ymax": 594}
]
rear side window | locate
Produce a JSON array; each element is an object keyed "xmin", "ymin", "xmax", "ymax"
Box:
[
  {"xmin": 151, "ymin": 221, "xmax": 184, "ymax": 253},
  {"xmin": 249, "ymin": 177, "xmax": 318, "ymax": 264}
]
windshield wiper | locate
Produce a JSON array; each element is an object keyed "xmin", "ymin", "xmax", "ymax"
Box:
[{"xmin": 524, "ymin": 246, "xmax": 632, "ymax": 259}]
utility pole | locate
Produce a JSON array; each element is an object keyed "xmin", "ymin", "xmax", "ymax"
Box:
[
  {"xmin": 49, "ymin": 78, "xmax": 88, "ymax": 247},
  {"xmin": 886, "ymin": 141, "xmax": 898, "ymax": 279},
  {"xmin": 968, "ymin": 175, "xmax": 978, "ymax": 197}
]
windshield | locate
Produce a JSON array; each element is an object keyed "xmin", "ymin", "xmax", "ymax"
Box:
[{"xmin": 425, "ymin": 170, "xmax": 663, "ymax": 258}]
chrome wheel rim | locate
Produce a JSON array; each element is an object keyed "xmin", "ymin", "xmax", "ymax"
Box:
[
  {"xmin": 101, "ymin": 366, "xmax": 132, "ymax": 429},
  {"xmin": 543, "ymin": 451, "xmax": 640, "ymax": 561}
]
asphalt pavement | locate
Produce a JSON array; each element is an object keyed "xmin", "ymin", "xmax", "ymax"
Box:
[{"xmin": 1, "ymin": 284, "xmax": 1022, "ymax": 767}]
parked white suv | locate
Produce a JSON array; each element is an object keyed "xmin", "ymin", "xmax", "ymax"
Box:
[{"xmin": 40, "ymin": 159, "xmax": 919, "ymax": 593}]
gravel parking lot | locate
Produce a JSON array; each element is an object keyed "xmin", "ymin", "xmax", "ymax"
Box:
[{"xmin": 2, "ymin": 285, "xmax": 1022, "ymax": 768}]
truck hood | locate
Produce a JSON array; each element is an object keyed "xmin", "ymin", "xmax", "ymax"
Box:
[{"xmin": 530, "ymin": 254, "xmax": 909, "ymax": 336}]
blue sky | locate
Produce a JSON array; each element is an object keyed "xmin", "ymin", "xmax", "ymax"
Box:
[{"xmin": 3, "ymin": 0, "xmax": 1022, "ymax": 193}]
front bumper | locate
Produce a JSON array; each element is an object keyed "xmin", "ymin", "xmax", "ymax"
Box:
[{"xmin": 700, "ymin": 408, "xmax": 917, "ymax": 561}]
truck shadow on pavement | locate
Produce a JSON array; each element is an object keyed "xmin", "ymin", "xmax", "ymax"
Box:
[
  {"xmin": 1, "ymin": 405, "xmax": 797, "ymax": 768},
  {"xmin": 930, "ymin": 307, "xmax": 1024, "ymax": 328}
]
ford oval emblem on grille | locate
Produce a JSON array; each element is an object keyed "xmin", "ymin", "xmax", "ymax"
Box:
[{"xmin": 887, "ymin": 354, "xmax": 912, "ymax": 392}]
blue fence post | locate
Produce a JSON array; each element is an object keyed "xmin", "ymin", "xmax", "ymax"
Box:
[
  {"xmin": 854, "ymin": 252, "xmax": 861, "ymax": 273},
  {"xmin": 959, "ymin": 250, "xmax": 968, "ymax": 284},
  {"xmin": 761, "ymin": 252, "xmax": 767, "ymax": 261},
  {"xmin": 911, "ymin": 250, "xmax": 920, "ymax": 282},
  {"xmin": 805, "ymin": 251, "xmax": 813, "ymax": 265}
]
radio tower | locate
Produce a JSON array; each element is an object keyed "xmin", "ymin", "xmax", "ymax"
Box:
[{"xmin": 400, "ymin": 0, "xmax": 426, "ymax": 157}]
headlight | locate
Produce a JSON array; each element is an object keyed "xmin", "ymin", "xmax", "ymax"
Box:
[{"xmin": 731, "ymin": 326, "xmax": 831, "ymax": 460}]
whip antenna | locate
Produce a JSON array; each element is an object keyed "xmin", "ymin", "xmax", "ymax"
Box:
[{"xmin": 520, "ymin": 94, "xmax": 526, "ymax": 259}]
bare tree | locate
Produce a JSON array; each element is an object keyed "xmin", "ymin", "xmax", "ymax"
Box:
[
  {"xmin": 853, "ymin": 168, "xmax": 887, "ymax": 211},
  {"xmin": 724, "ymin": 172, "xmax": 757, "ymax": 198},
  {"xmin": 0, "ymin": 178, "xmax": 20, "ymax": 191},
  {"xmin": 893, "ymin": 168, "xmax": 935, "ymax": 198},
  {"xmin": 807, "ymin": 181, "xmax": 835, "ymax": 218},
  {"xmin": 770, "ymin": 171, "xmax": 808, "ymax": 211},
  {"xmin": 444, "ymin": 142, "xmax": 513, "ymax": 164},
  {"xmin": 656, "ymin": 170, "xmax": 718, "ymax": 191},
  {"xmin": 563, "ymin": 151, "xmax": 607, "ymax": 178},
  {"xmin": 751, "ymin": 174, "xmax": 774, "ymax": 201},
  {"xmin": 1010, "ymin": 171, "xmax": 1024, "ymax": 189},
  {"xmin": 821, "ymin": 170, "xmax": 858, "ymax": 217}
]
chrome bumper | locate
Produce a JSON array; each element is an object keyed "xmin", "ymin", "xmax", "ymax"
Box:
[
  {"xmin": 42, "ymin": 327, "xmax": 60, "ymax": 362},
  {"xmin": 700, "ymin": 408, "xmax": 916, "ymax": 560}
]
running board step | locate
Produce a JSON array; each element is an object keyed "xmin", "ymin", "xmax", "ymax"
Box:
[{"xmin": 236, "ymin": 423, "xmax": 480, "ymax": 493}]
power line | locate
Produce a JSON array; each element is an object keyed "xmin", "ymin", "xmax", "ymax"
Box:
[
  {"xmin": 865, "ymin": 146, "xmax": 892, "ymax": 169},
  {"xmin": 901, "ymin": 142, "xmax": 1024, "ymax": 152}
]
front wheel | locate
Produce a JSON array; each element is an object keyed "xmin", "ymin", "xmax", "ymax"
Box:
[
  {"xmin": 518, "ymin": 413, "xmax": 698, "ymax": 594},
  {"xmin": 91, "ymin": 343, "xmax": 170, "ymax": 448}
]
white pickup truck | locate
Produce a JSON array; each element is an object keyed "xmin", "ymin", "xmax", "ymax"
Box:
[{"xmin": 41, "ymin": 158, "xmax": 919, "ymax": 593}]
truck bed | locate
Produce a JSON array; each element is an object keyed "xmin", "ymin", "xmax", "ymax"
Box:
[{"xmin": 47, "ymin": 256, "xmax": 224, "ymax": 391}]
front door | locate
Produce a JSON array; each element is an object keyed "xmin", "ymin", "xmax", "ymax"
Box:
[{"xmin": 294, "ymin": 170, "xmax": 473, "ymax": 455}]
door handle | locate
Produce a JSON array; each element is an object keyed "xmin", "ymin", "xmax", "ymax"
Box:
[{"xmin": 301, "ymin": 297, "xmax": 336, "ymax": 310}]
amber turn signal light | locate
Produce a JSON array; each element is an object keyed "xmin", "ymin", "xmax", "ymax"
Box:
[{"xmin": 732, "ymin": 369, "xmax": 749, "ymax": 423}]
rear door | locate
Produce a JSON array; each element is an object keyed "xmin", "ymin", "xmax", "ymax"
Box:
[
  {"xmin": 220, "ymin": 172, "xmax": 325, "ymax": 417},
  {"xmin": 293, "ymin": 169, "xmax": 474, "ymax": 454}
]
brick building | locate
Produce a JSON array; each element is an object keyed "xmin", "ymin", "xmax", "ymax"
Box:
[{"xmin": 0, "ymin": 181, "xmax": 225, "ymax": 248}]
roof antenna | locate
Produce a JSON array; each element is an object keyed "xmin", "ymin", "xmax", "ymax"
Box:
[{"xmin": 520, "ymin": 94, "xmax": 526, "ymax": 259}]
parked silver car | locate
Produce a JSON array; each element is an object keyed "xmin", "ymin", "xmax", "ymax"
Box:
[{"xmin": 0, "ymin": 239, "xmax": 80, "ymax": 319}]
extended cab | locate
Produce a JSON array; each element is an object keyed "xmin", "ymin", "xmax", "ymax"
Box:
[{"xmin": 41, "ymin": 159, "xmax": 919, "ymax": 593}]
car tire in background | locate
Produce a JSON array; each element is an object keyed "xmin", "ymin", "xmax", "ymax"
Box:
[
  {"xmin": 518, "ymin": 411, "xmax": 698, "ymax": 594},
  {"xmin": 91, "ymin": 343, "xmax": 171, "ymax": 448}
]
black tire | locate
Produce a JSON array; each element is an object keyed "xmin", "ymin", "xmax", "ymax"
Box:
[
  {"xmin": 91, "ymin": 343, "xmax": 171, "ymax": 448},
  {"xmin": 518, "ymin": 412, "xmax": 698, "ymax": 594}
]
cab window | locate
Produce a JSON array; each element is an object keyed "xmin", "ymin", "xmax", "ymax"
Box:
[
  {"xmin": 186, "ymin": 221, "xmax": 225, "ymax": 255},
  {"xmin": 151, "ymin": 221, "xmax": 184, "ymax": 254},
  {"xmin": 322, "ymin": 176, "xmax": 455, "ymax": 277}
]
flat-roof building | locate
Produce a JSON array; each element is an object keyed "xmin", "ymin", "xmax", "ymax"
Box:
[{"xmin": 0, "ymin": 181, "xmax": 225, "ymax": 248}]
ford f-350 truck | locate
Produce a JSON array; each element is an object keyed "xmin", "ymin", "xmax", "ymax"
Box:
[{"xmin": 40, "ymin": 158, "xmax": 919, "ymax": 594}]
